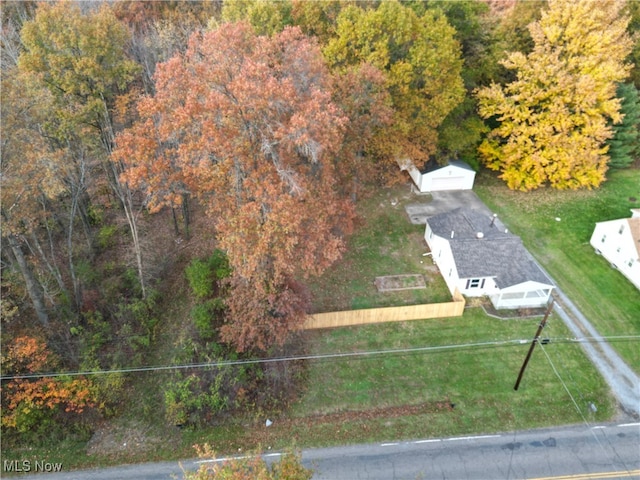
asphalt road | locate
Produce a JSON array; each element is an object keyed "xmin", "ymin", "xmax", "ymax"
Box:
[{"xmin": 8, "ymin": 423, "xmax": 639, "ymax": 480}]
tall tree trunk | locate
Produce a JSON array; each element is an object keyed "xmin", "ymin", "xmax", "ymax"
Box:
[
  {"xmin": 181, "ymin": 193, "xmax": 191, "ymax": 240},
  {"xmin": 68, "ymin": 181, "xmax": 82, "ymax": 310},
  {"xmin": 171, "ymin": 206, "xmax": 181, "ymax": 236},
  {"xmin": 99, "ymin": 98, "xmax": 147, "ymax": 298},
  {"xmin": 28, "ymin": 231, "xmax": 70, "ymax": 301},
  {"xmin": 120, "ymin": 180, "xmax": 146, "ymax": 298},
  {"xmin": 6, "ymin": 234, "xmax": 50, "ymax": 329}
]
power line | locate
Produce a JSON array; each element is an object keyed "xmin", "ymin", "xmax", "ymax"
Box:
[
  {"xmin": 537, "ymin": 342, "xmax": 636, "ymax": 475},
  {"xmin": 2, "ymin": 335, "xmax": 639, "ymax": 382},
  {"xmin": 0, "ymin": 339, "xmax": 530, "ymax": 381}
]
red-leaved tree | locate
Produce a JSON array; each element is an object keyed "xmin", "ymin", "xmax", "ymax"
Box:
[
  {"xmin": 114, "ymin": 23, "xmax": 354, "ymax": 351},
  {"xmin": 1, "ymin": 336, "xmax": 97, "ymax": 434}
]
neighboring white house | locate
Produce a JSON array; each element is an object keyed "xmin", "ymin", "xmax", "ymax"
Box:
[
  {"xmin": 425, "ymin": 208, "xmax": 554, "ymax": 310},
  {"xmin": 590, "ymin": 209, "xmax": 640, "ymax": 291},
  {"xmin": 398, "ymin": 158, "xmax": 476, "ymax": 193}
]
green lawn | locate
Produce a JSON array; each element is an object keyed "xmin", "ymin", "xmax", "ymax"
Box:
[
  {"xmin": 474, "ymin": 169, "xmax": 640, "ymax": 372},
  {"xmin": 307, "ymin": 185, "xmax": 451, "ymax": 312},
  {"xmin": 288, "ymin": 308, "xmax": 614, "ymax": 445}
]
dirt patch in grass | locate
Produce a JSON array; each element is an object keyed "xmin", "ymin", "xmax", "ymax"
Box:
[
  {"xmin": 243, "ymin": 401, "xmax": 456, "ymax": 447},
  {"xmin": 86, "ymin": 420, "xmax": 174, "ymax": 457}
]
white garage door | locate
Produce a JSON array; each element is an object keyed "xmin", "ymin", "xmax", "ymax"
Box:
[{"xmin": 431, "ymin": 176, "xmax": 465, "ymax": 191}]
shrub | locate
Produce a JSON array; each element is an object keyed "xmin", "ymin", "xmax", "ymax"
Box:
[
  {"xmin": 208, "ymin": 249, "xmax": 232, "ymax": 281},
  {"xmin": 164, "ymin": 372, "xmax": 228, "ymax": 427},
  {"xmin": 185, "ymin": 250, "xmax": 231, "ymax": 299},
  {"xmin": 183, "ymin": 445, "xmax": 312, "ymax": 480},
  {"xmin": 191, "ymin": 298, "xmax": 226, "ymax": 340},
  {"xmin": 186, "ymin": 259, "xmax": 215, "ymax": 299},
  {"xmin": 97, "ymin": 224, "xmax": 119, "ymax": 250}
]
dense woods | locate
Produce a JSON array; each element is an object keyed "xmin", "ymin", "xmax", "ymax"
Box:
[{"xmin": 1, "ymin": 0, "xmax": 638, "ymax": 445}]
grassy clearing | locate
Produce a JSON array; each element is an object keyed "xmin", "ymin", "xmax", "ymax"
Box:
[
  {"xmin": 291, "ymin": 308, "xmax": 614, "ymax": 436},
  {"xmin": 307, "ymin": 185, "xmax": 451, "ymax": 312},
  {"xmin": 474, "ymin": 169, "xmax": 640, "ymax": 372}
]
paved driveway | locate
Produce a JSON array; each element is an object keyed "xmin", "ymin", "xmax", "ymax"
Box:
[{"xmin": 405, "ymin": 190, "xmax": 505, "ymax": 231}]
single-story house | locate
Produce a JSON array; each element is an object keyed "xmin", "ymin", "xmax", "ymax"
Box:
[
  {"xmin": 590, "ymin": 209, "xmax": 640, "ymax": 291},
  {"xmin": 425, "ymin": 208, "xmax": 554, "ymax": 310},
  {"xmin": 398, "ymin": 158, "xmax": 476, "ymax": 193}
]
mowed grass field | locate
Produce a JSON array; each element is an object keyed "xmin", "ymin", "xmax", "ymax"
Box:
[
  {"xmin": 474, "ymin": 168, "xmax": 640, "ymax": 372},
  {"xmin": 285, "ymin": 308, "xmax": 614, "ymax": 447}
]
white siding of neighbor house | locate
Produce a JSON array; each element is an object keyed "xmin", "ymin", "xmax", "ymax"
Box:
[{"xmin": 590, "ymin": 219, "xmax": 640, "ymax": 291}]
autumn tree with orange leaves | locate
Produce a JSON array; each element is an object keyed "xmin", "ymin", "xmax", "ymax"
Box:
[
  {"xmin": 114, "ymin": 23, "xmax": 354, "ymax": 352},
  {"xmin": 1, "ymin": 336, "xmax": 97, "ymax": 437}
]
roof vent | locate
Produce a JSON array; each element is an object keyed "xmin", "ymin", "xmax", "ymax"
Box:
[{"xmin": 476, "ymin": 232, "xmax": 484, "ymax": 239}]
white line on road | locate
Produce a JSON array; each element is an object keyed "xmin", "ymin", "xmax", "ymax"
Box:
[
  {"xmin": 617, "ymin": 422, "xmax": 640, "ymax": 427},
  {"xmin": 590, "ymin": 426, "xmax": 606, "ymax": 429},
  {"xmin": 381, "ymin": 443, "xmax": 400, "ymax": 447},
  {"xmin": 444, "ymin": 435, "xmax": 501, "ymax": 442},
  {"xmin": 413, "ymin": 439, "xmax": 441, "ymax": 444},
  {"xmin": 196, "ymin": 451, "xmax": 282, "ymax": 464}
]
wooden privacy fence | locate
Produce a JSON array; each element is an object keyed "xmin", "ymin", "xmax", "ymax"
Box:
[{"xmin": 303, "ymin": 289, "xmax": 465, "ymax": 330}]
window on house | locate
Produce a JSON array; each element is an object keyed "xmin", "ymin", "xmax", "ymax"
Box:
[
  {"xmin": 630, "ymin": 259, "xmax": 634, "ymax": 268},
  {"xmin": 619, "ymin": 225, "xmax": 625, "ymax": 234},
  {"xmin": 465, "ymin": 279, "xmax": 485, "ymax": 289},
  {"xmin": 617, "ymin": 247, "xmax": 621, "ymax": 253},
  {"xmin": 448, "ymin": 268, "xmax": 452, "ymax": 277},
  {"xmin": 601, "ymin": 234, "xmax": 606, "ymax": 243}
]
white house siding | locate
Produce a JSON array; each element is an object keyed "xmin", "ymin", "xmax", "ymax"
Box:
[
  {"xmin": 457, "ymin": 276, "xmax": 499, "ymax": 297},
  {"xmin": 402, "ymin": 160, "xmax": 476, "ymax": 193},
  {"xmin": 490, "ymin": 281, "xmax": 553, "ymax": 309},
  {"xmin": 407, "ymin": 165, "xmax": 424, "ymax": 192},
  {"xmin": 425, "ymin": 208, "xmax": 555, "ymax": 309},
  {"xmin": 425, "ymin": 230, "xmax": 461, "ymax": 296},
  {"xmin": 422, "ymin": 163, "xmax": 475, "ymax": 192},
  {"xmin": 590, "ymin": 218, "xmax": 640, "ymax": 291}
]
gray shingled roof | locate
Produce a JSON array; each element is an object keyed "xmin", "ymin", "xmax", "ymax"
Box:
[
  {"xmin": 428, "ymin": 207, "xmax": 509, "ymax": 240},
  {"xmin": 427, "ymin": 208, "xmax": 553, "ymax": 288}
]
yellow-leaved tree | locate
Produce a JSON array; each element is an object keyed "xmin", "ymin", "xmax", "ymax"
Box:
[{"xmin": 476, "ymin": 0, "xmax": 634, "ymax": 191}]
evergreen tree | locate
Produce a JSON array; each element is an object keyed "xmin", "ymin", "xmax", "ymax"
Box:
[{"xmin": 608, "ymin": 83, "xmax": 640, "ymax": 169}]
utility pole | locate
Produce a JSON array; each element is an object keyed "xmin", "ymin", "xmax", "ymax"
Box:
[{"xmin": 514, "ymin": 299, "xmax": 555, "ymax": 391}]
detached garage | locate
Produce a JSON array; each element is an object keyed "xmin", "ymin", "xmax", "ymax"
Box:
[{"xmin": 399, "ymin": 158, "xmax": 476, "ymax": 193}]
